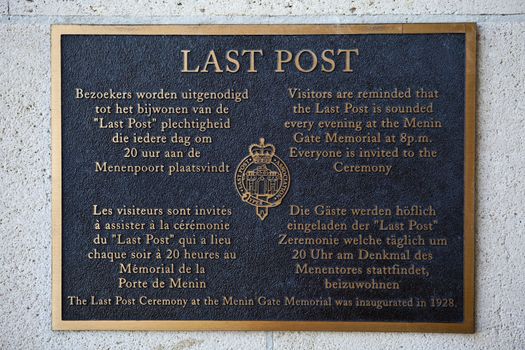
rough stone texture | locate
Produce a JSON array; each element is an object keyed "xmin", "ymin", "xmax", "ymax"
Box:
[
  {"xmin": 0, "ymin": 1, "xmax": 524, "ymax": 349},
  {"xmin": 7, "ymin": 0, "xmax": 525, "ymax": 16}
]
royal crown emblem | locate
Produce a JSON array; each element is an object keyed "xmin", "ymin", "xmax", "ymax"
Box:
[{"xmin": 235, "ymin": 138, "xmax": 291, "ymax": 220}]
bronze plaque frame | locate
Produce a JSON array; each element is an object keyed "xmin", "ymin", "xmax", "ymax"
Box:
[{"xmin": 51, "ymin": 23, "xmax": 476, "ymax": 332}]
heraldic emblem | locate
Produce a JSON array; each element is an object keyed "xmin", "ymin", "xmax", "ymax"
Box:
[{"xmin": 235, "ymin": 138, "xmax": 291, "ymax": 220}]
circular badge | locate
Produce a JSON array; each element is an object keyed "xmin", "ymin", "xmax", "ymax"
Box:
[{"xmin": 234, "ymin": 138, "xmax": 291, "ymax": 220}]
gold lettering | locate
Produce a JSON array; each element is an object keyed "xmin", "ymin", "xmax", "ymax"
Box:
[
  {"xmin": 337, "ymin": 49, "xmax": 359, "ymax": 72},
  {"xmin": 275, "ymin": 49, "xmax": 293, "ymax": 72},
  {"xmin": 181, "ymin": 50, "xmax": 199, "ymax": 72}
]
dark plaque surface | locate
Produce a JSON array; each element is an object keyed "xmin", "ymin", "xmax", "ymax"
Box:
[{"xmin": 52, "ymin": 24, "xmax": 476, "ymax": 332}]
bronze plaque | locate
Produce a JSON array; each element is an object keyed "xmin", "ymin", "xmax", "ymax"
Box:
[{"xmin": 52, "ymin": 24, "xmax": 476, "ymax": 332}]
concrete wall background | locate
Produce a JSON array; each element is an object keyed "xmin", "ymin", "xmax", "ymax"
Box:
[{"xmin": 0, "ymin": 0, "xmax": 524, "ymax": 349}]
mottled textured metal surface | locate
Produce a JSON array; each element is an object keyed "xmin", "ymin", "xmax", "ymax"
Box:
[{"xmin": 60, "ymin": 33, "xmax": 465, "ymax": 322}]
